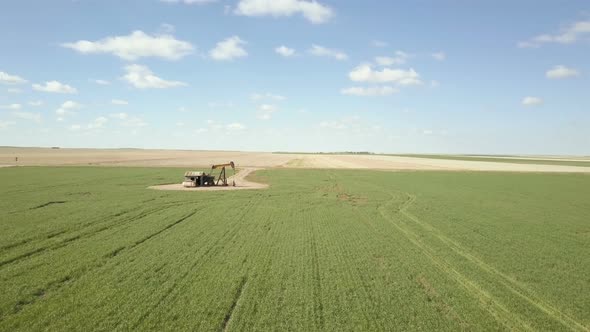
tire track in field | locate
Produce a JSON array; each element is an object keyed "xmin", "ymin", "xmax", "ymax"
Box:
[
  {"xmin": 129, "ymin": 195, "xmax": 262, "ymax": 330},
  {"xmin": 0, "ymin": 201, "xmax": 188, "ymax": 268},
  {"xmin": 107, "ymin": 209, "xmax": 200, "ymax": 257},
  {"xmin": 397, "ymin": 193, "xmax": 589, "ymax": 332},
  {"xmin": 355, "ymin": 171, "xmax": 588, "ymax": 331},
  {"xmin": 1, "ymin": 206, "xmax": 202, "ymax": 319},
  {"xmin": 29, "ymin": 201, "xmax": 67, "ymax": 210},
  {"xmin": 378, "ymin": 195, "xmax": 535, "ymax": 331},
  {"xmin": 309, "ymin": 223, "xmax": 325, "ymax": 330},
  {"xmin": 331, "ymin": 187, "xmax": 466, "ymax": 330},
  {"xmin": 0, "ymin": 207, "xmax": 142, "ymax": 255},
  {"xmin": 217, "ymin": 211, "xmax": 273, "ymax": 329},
  {"xmin": 9, "ymin": 275, "xmax": 74, "ymax": 316},
  {"xmin": 304, "ymin": 203, "xmax": 375, "ymax": 328},
  {"xmin": 1, "ymin": 194, "xmax": 182, "ymax": 253},
  {"xmin": 325, "ymin": 219, "xmax": 377, "ymax": 327},
  {"xmin": 221, "ymin": 276, "xmax": 248, "ymax": 332},
  {"xmin": 323, "ymin": 171, "xmax": 386, "ymax": 330},
  {"xmin": 348, "ymin": 205, "xmax": 467, "ymax": 330}
]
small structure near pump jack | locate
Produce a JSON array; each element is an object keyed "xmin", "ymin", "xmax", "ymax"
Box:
[{"xmin": 182, "ymin": 161, "xmax": 236, "ymax": 188}]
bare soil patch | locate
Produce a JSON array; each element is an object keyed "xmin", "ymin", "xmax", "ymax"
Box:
[{"xmin": 148, "ymin": 168, "xmax": 268, "ymax": 191}]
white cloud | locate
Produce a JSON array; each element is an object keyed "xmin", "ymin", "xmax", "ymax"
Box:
[
  {"xmin": 7, "ymin": 88, "xmax": 22, "ymax": 94},
  {"xmin": 93, "ymin": 79, "xmax": 110, "ymax": 85},
  {"xmin": 319, "ymin": 120, "xmax": 348, "ymax": 130},
  {"xmin": 0, "ymin": 120, "xmax": 16, "ymax": 129},
  {"xmin": 522, "ymin": 96, "xmax": 543, "ymax": 106},
  {"xmin": 374, "ymin": 57, "xmax": 396, "ymax": 66},
  {"xmin": 87, "ymin": 116, "xmax": 108, "ymax": 129},
  {"xmin": 0, "ymin": 103, "xmax": 22, "ymax": 110},
  {"xmin": 55, "ymin": 101, "xmax": 82, "ymax": 119},
  {"xmin": 29, "ymin": 101, "xmax": 43, "ymax": 107},
  {"xmin": 32, "ymin": 81, "xmax": 77, "ymax": 94},
  {"xmin": 546, "ymin": 65, "xmax": 580, "ymax": 79},
  {"xmin": 61, "ymin": 100, "xmax": 82, "ymax": 110},
  {"xmin": 226, "ymin": 122, "xmax": 246, "ymax": 130},
  {"xmin": 122, "ymin": 64, "xmax": 187, "ymax": 89},
  {"xmin": 12, "ymin": 111, "xmax": 41, "ymax": 123},
  {"xmin": 519, "ymin": 20, "xmax": 590, "ymax": 48},
  {"xmin": 341, "ymin": 86, "xmax": 399, "ymax": 96},
  {"xmin": 234, "ymin": 0, "xmax": 333, "ymax": 24},
  {"xmin": 0, "ymin": 71, "xmax": 27, "ymax": 85},
  {"xmin": 308, "ymin": 45, "xmax": 347, "ymax": 60},
  {"xmin": 275, "ymin": 45, "xmax": 296, "ymax": 57},
  {"xmin": 250, "ymin": 92, "xmax": 285, "ymax": 101},
  {"xmin": 160, "ymin": 0, "xmax": 217, "ymax": 4},
  {"xmin": 209, "ymin": 36, "xmax": 248, "ymax": 61},
  {"xmin": 194, "ymin": 127, "xmax": 209, "ymax": 134},
  {"xmin": 109, "ymin": 112, "xmax": 129, "ymax": 120},
  {"xmin": 108, "ymin": 112, "xmax": 146, "ymax": 128},
  {"xmin": 349, "ymin": 64, "xmax": 422, "ymax": 85},
  {"xmin": 70, "ymin": 117, "xmax": 110, "ymax": 130},
  {"xmin": 257, "ymin": 104, "xmax": 278, "ymax": 120},
  {"xmin": 418, "ymin": 128, "xmax": 447, "ymax": 136},
  {"xmin": 111, "ymin": 99, "xmax": 129, "ymax": 105},
  {"xmin": 122, "ymin": 116, "xmax": 147, "ymax": 128},
  {"xmin": 371, "ymin": 40, "xmax": 388, "ymax": 48},
  {"xmin": 62, "ymin": 30, "xmax": 194, "ymax": 61},
  {"xmin": 431, "ymin": 51, "xmax": 446, "ymax": 61},
  {"xmin": 375, "ymin": 51, "xmax": 409, "ymax": 66},
  {"xmin": 198, "ymin": 120, "xmax": 246, "ymax": 133}
]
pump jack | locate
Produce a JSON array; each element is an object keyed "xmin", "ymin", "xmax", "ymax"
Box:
[{"xmin": 211, "ymin": 161, "xmax": 236, "ymax": 186}]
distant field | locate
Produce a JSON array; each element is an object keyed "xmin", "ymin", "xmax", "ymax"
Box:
[
  {"xmin": 393, "ymin": 154, "xmax": 590, "ymax": 167},
  {"xmin": 3, "ymin": 147, "xmax": 590, "ymax": 173},
  {"xmin": 1, "ymin": 167, "xmax": 589, "ymax": 330}
]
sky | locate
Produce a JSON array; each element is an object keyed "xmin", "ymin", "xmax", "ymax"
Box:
[{"xmin": 0, "ymin": 0, "xmax": 589, "ymax": 154}]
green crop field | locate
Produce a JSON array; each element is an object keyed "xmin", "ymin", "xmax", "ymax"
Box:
[{"xmin": 1, "ymin": 167, "xmax": 589, "ymax": 331}]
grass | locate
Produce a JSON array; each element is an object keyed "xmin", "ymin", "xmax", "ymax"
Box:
[
  {"xmin": 0, "ymin": 166, "xmax": 589, "ymax": 331},
  {"xmin": 391, "ymin": 154, "xmax": 590, "ymax": 167}
]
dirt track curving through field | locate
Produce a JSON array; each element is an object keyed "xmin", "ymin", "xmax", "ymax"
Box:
[{"xmin": 148, "ymin": 168, "xmax": 268, "ymax": 191}]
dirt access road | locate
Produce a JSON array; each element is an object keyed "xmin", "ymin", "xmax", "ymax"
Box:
[{"xmin": 2, "ymin": 147, "xmax": 590, "ymax": 173}]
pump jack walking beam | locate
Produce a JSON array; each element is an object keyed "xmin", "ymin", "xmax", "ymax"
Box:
[{"xmin": 211, "ymin": 161, "xmax": 235, "ymax": 186}]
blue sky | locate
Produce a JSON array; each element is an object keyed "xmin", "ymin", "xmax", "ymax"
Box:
[{"xmin": 0, "ymin": 0, "xmax": 588, "ymax": 154}]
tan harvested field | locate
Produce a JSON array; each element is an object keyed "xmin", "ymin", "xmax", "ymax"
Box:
[
  {"xmin": 0, "ymin": 147, "xmax": 294, "ymax": 168},
  {"xmin": 288, "ymin": 154, "xmax": 590, "ymax": 173},
  {"xmin": 468, "ymin": 155, "xmax": 590, "ymax": 162},
  {"xmin": 2, "ymin": 147, "xmax": 590, "ymax": 173}
]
